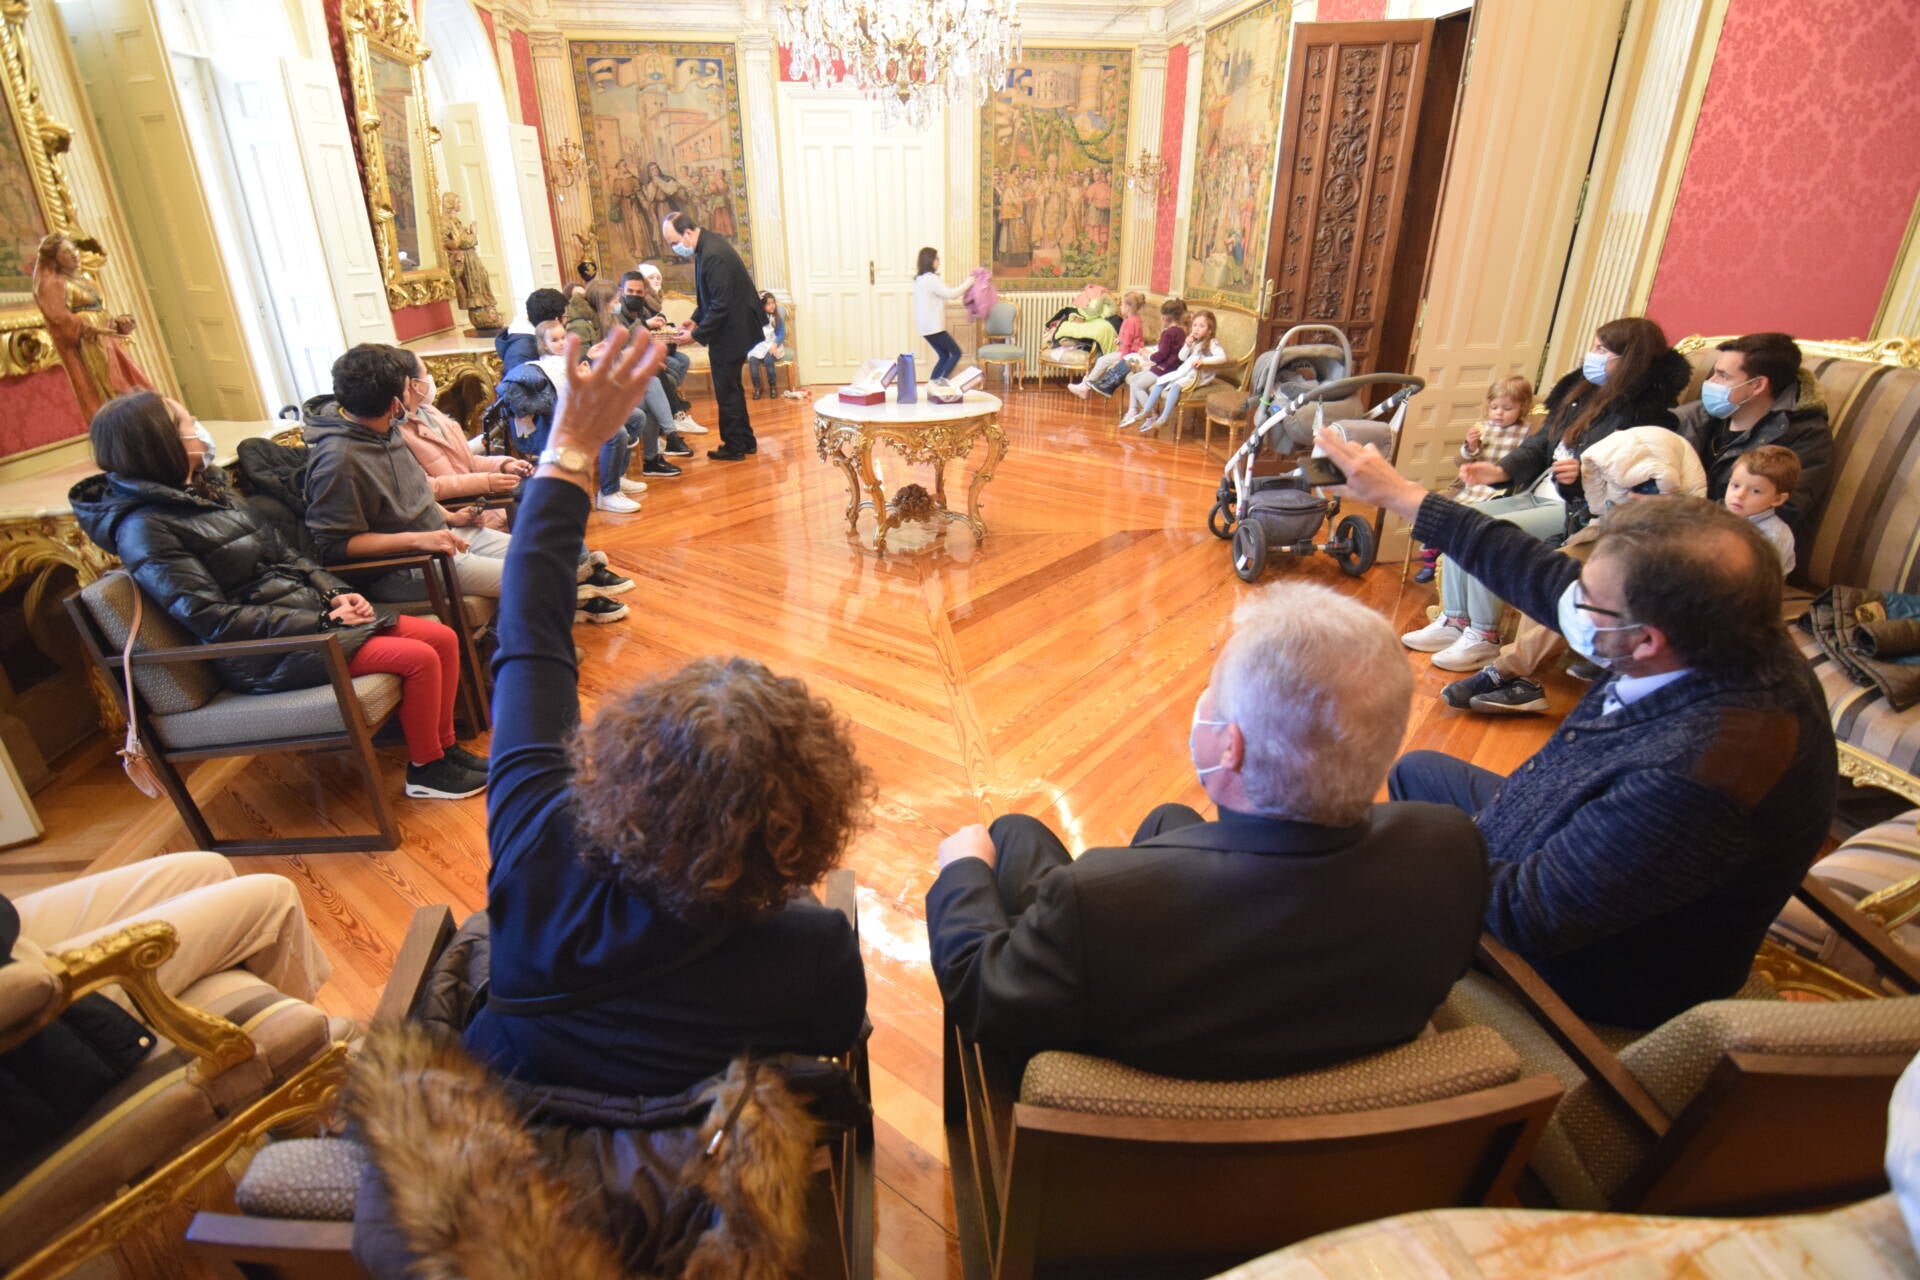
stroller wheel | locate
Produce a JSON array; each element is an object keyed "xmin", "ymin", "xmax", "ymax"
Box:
[
  {"xmin": 1330, "ymin": 514, "xmax": 1376, "ymax": 577},
  {"xmin": 1231, "ymin": 522, "xmax": 1267, "ymax": 583},
  {"xmin": 1208, "ymin": 500, "xmax": 1236, "ymax": 540}
]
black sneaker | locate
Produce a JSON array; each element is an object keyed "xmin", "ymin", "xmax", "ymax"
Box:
[
  {"xmin": 576, "ymin": 596, "xmax": 630, "ymax": 624},
  {"xmin": 708, "ymin": 447, "xmax": 749, "ymax": 461},
  {"xmin": 577, "ymin": 566, "xmax": 633, "ymax": 598},
  {"xmin": 445, "ymin": 745, "xmax": 489, "ymax": 774},
  {"xmin": 1440, "ymin": 666, "xmax": 1509, "ymax": 710},
  {"xmin": 642, "ymin": 456, "xmax": 683, "ymax": 479},
  {"xmin": 662, "ymin": 434, "xmax": 694, "ymax": 458},
  {"xmin": 404, "ymin": 756, "xmax": 487, "ymax": 800},
  {"xmin": 1468, "ymin": 676, "xmax": 1549, "ymax": 715}
]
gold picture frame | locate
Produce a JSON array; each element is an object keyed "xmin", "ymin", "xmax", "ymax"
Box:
[
  {"xmin": 340, "ymin": 0, "xmax": 454, "ymax": 310},
  {"xmin": 0, "ymin": 0, "xmax": 86, "ymax": 376}
]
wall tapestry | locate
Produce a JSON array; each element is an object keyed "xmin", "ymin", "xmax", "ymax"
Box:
[
  {"xmin": 569, "ymin": 41, "xmax": 752, "ymax": 293},
  {"xmin": 0, "ymin": 84, "xmax": 48, "ymax": 303},
  {"xmin": 1184, "ymin": 0, "xmax": 1291, "ymax": 310},
  {"xmin": 978, "ymin": 49, "xmax": 1130, "ymax": 291}
]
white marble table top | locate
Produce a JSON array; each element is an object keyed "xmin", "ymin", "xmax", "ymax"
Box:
[
  {"xmin": 401, "ymin": 331, "xmax": 500, "ymax": 359},
  {"xmin": 812, "ymin": 386, "xmax": 1002, "ymax": 426}
]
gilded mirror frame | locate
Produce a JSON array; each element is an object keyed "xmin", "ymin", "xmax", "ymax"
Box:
[
  {"xmin": 0, "ymin": 0, "xmax": 89, "ymax": 376},
  {"xmin": 341, "ymin": 0, "xmax": 454, "ymax": 310}
]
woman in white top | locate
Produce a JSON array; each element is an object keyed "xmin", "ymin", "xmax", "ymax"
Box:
[
  {"xmin": 1122, "ymin": 309, "xmax": 1227, "ymax": 432},
  {"xmin": 912, "ymin": 247, "xmax": 966, "ymax": 381}
]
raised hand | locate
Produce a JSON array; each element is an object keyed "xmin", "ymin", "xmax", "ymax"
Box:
[
  {"xmin": 1314, "ymin": 428, "xmax": 1430, "ymax": 523},
  {"xmin": 549, "ymin": 325, "xmax": 664, "ymax": 455}
]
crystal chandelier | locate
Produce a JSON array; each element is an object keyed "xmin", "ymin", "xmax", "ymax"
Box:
[{"xmin": 776, "ymin": 0, "xmax": 1022, "ymax": 129}]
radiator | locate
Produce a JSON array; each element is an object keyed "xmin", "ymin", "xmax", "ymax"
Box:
[{"xmin": 1005, "ymin": 291, "xmax": 1078, "ymax": 377}]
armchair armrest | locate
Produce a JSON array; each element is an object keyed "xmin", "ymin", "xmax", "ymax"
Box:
[
  {"xmin": 0, "ymin": 922, "xmax": 256, "ymax": 1080},
  {"xmin": 1473, "ymin": 934, "xmax": 1670, "ymax": 1139},
  {"xmin": 326, "ymin": 550, "xmax": 466, "ymax": 635},
  {"xmin": 373, "ymin": 905, "xmax": 455, "ymax": 1028},
  {"xmin": 1794, "ymin": 877, "xmax": 1920, "ymax": 993},
  {"xmin": 95, "ymin": 632, "xmax": 345, "ymax": 667},
  {"xmin": 323, "ymin": 551, "xmax": 448, "ymax": 578}
]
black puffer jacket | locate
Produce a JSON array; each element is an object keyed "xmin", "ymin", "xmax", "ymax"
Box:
[
  {"xmin": 69, "ymin": 470, "xmax": 388, "ymax": 695},
  {"xmin": 1496, "ymin": 347, "xmax": 1693, "ymax": 535}
]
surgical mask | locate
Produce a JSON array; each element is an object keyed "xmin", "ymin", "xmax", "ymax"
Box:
[
  {"xmin": 1557, "ymin": 581, "xmax": 1641, "ymax": 671},
  {"xmin": 1701, "ymin": 375, "xmax": 1756, "ymax": 420},
  {"xmin": 193, "ymin": 423, "xmax": 215, "ymax": 454},
  {"xmin": 670, "ymin": 242, "xmax": 694, "ymax": 259},
  {"xmin": 1581, "ymin": 350, "xmax": 1612, "ymax": 386},
  {"xmin": 1190, "ymin": 705, "xmax": 1230, "ymax": 779}
]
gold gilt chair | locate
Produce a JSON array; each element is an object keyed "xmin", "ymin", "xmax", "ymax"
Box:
[{"xmin": 0, "ymin": 921, "xmax": 350, "ymax": 1280}]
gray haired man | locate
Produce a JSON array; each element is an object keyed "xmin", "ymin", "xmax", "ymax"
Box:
[{"xmin": 924, "ymin": 582, "xmax": 1489, "ymax": 1081}]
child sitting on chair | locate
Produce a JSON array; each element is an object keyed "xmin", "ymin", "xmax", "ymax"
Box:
[
  {"xmin": 1069, "ymin": 292, "xmax": 1145, "ymax": 399},
  {"xmin": 1416, "ymin": 376, "xmax": 1534, "ymax": 583},
  {"xmin": 1721, "ymin": 444, "xmax": 1801, "ymax": 575}
]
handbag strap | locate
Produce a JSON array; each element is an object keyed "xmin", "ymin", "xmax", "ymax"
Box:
[{"xmin": 105, "ymin": 570, "xmax": 146, "ymax": 754}]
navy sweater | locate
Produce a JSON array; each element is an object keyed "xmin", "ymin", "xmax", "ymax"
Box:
[
  {"xmin": 1415, "ymin": 495, "xmax": 1836, "ymax": 1027},
  {"xmin": 462, "ymin": 477, "xmax": 866, "ymax": 1095}
]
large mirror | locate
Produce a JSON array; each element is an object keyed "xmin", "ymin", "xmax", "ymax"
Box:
[
  {"xmin": 0, "ymin": 0, "xmax": 87, "ymax": 376},
  {"xmin": 342, "ymin": 0, "xmax": 453, "ymax": 310}
]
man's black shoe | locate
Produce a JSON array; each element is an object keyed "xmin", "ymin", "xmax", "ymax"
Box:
[
  {"xmin": 708, "ymin": 447, "xmax": 749, "ymax": 461},
  {"xmin": 744, "ymin": 441, "xmax": 759, "ymax": 454},
  {"xmin": 662, "ymin": 433, "xmax": 694, "ymax": 458},
  {"xmin": 642, "ymin": 457, "xmax": 683, "ymax": 478}
]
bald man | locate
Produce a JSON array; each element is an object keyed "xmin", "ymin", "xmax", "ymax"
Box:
[{"xmin": 1321, "ymin": 430, "xmax": 1835, "ymax": 1029}]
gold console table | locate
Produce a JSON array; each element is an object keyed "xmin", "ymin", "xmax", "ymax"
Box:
[{"xmin": 812, "ymin": 389, "xmax": 1007, "ymax": 555}]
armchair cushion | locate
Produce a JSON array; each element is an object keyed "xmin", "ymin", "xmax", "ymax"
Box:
[
  {"xmin": 978, "ymin": 342, "xmax": 1025, "ymax": 361},
  {"xmin": 1771, "ymin": 811, "xmax": 1920, "ymax": 988},
  {"xmin": 148, "ymin": 672, "xmax": 401, "ymax": 751},
  {"xmin": 1019, "ymin": 1026, "xmax": 1522, "ymax": 1122},
  {"xmin": 236, "ymin": 1136, "xmax": 364, "ymax": 1222},
  {"xmin": 77, "ymin": 574, "xmax": 218, "ymax": 715}
]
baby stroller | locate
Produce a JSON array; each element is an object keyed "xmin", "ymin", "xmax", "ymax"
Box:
[
  {"xmin": 1210, "ymin": 324, "xmax": 1366, "ymax": 457},
  {"xmin": 1208, "ymin": 371, "xmax": 1426, "ymax": 582}
]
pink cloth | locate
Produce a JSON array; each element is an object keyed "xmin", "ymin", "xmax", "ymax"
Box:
[
  {"xmin": 1117, "ymin": 315, "xmax": 1144, "ymax": 356},
  {"xmin": 962, "ymin": 266, "xmax": 998, "ymax": 321},
  {"xmin": 399, "ymin": 404, "xmax": 516, "ymax": 529}
]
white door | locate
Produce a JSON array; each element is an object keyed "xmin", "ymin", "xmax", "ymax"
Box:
[
  {"xmin": 285, "ymin": 59, "xmax": 398, "ymax": 346},
  {"xmin": 510, "ymin": 124, "xmax": 564, "ymax": 296},
  {"xmin": 780, "ymin": 89, "xmax": 946, "ymax": 384}
]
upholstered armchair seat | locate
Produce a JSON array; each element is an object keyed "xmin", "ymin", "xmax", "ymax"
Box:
[
  {"xmin": 1770, "ymin": 809, "xmax": 1920, "ymax": 995},
  {"xmin": 149, "ymin": 674, "xmax": 401, "ymax": 752}
]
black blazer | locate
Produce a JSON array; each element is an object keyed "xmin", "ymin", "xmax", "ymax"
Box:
[
  {"xmin": 926, "ymin": 804, "xmax": 1488, "ymax": 1081},
  {"xmin": 690, "ymin": 231, "xmax": 764, "ymax": 361}
]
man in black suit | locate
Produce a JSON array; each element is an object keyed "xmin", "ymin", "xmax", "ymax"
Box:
[
  {"xmin": 661, "ymin": 212, "xmax": 761, "ymax": 460},
  {"xmin": 925, "ymin": 582, "xmax": 1489, "ymax": 1081}
]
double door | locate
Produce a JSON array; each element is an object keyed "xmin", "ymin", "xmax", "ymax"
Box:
[{"xmin": 781, "ymin": 90, "xmax": 947, "ymax": 385}]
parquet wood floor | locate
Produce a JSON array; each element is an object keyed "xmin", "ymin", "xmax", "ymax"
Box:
[{"xmin": 19, "ymin": 386, "xmax": 1581, "ymax": 1278}]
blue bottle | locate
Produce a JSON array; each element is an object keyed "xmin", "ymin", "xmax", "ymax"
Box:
[{"xmin": 896, "ymin": 352, "xmax": 917, "ymax": 404}]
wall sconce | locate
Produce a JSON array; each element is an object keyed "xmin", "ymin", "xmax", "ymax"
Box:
[
  {"xmin": 1117, "ymin": 149, "xmax": 1166, "ymax": 196},
  {"xmin": 549, "ymin": 137, "xmax": 589, "ymax": 189}
]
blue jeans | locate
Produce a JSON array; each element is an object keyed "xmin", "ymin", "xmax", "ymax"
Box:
[
  {"xmin": 598, "ymin": 427, "xmax": 633, "ymax": 495},
  {"xmin": 924, "ymin": 331, "xmax": 962, "ymax": 381},
  {"xmin": 1138, "ymin": 378, "xmax": 1183, "ymax": 426},
  {"xmin": 749, "ymin": 352, "xmax": 779, "ymax": 391}
]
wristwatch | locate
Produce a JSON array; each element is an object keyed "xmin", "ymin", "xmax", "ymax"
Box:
[{"xmin": 537, "ymin": 444, "xmax": 593, "ymax": 476}]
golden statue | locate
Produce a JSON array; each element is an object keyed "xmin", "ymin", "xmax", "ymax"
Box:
[
  {"xmin": 32, "ymin": 233, "xmax": 153, "ymax": 421},
  {"xmin": 439, "ymin": 191, "xmax": 501, "ymax": 333}
]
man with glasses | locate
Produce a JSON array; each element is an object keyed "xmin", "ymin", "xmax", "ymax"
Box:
[{"xmin": 1317, "ymin": 428, "xmax": 1835, "ymax": 1029}]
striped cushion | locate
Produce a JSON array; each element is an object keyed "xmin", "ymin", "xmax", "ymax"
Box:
[
  {"xmin": 78, "ymin": 574, "xmax": 218, "ymax": 715},
  {"xmin": 149, "ymin": 673, "xmax": 401, "ymax": 751},
  {"xmin": 0, "ymin": 973, "xmax": 332, "ymax": 1269},
  {"xmin": 1019, "ymin": 1026, "xmax": 1521, "ymax": 1121},
  {"xmin": 1802, "ymin": 360, "xmax": 1920, "ymax": 594},
  {"xmin": 1795, "ymin": 627, "xmax": 1920, "ymax": 790},
  {"xmin": 1772, "ymin": 810, "xmax": 1920, "ymax": 988}
]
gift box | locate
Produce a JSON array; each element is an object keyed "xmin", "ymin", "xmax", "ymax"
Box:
[
  {"xmin": 926, "ymin": 380, "xmax": 964, "ymax": 405},
  {"xmin": 837, "ymin": 388, "xmax": 885, "ymax": 405}
]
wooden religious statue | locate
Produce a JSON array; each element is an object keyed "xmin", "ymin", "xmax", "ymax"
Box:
[
  {"xmin": 440, "ymin": 191, "xmax": 501, "ymax": 334},
  {"xmin": 32, "ymin": 233, "xmax": 152, "ymax": 421}
]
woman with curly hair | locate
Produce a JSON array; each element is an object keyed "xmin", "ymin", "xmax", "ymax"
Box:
[{"xmin": 462, "ymin": 325, "xmax": 871, "ymax": 1096}]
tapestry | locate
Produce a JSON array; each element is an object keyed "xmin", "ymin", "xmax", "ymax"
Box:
[
  {"xmin": 0, "ymin": 85, "xmax": 47, "ymax": 302},
  {"xmin": 978, "ymin": 49, "xmax": 1130, "ymax": 291},
  {"xmin": 569, "ymin": 42, "xmax": 752, "ymax": 292},
  {"xmin": 1184, "ymin": 0, "xmax": 1291, "ymax": 309}
]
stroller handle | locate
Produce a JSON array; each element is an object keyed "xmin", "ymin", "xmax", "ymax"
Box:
[{"xmin": 1306, "ymin": 373, "xmax": 1426, "ymax": 405}]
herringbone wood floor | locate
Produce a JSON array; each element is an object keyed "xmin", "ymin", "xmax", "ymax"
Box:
[{"xmin": 22, "ymin": 385, "xmax": 1580, "ymax": 1278}]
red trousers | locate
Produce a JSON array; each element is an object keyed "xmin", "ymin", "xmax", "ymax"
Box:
[{"xmin": 347, "ymin": 613, "xmax": 460, "ymax": 764}]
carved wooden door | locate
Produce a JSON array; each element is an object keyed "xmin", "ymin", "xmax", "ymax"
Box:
[{"xmin": 1259, "ymin": 19, "xmax": 1468, "ymax": 376}]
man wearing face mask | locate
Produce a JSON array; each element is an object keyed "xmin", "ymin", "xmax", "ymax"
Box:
[
  {"xmin": 660, "ymin": 213, "xmax": 761, "ymax": 460},
  {"xmin": 1675, "ymin": 332, "xmax": 1832, "ymax": 567},
  {"xmin": 1319, "ymin": 428, "xmax": 1835, "ymax": 1030},
  {"xmin": 923, "ymin": 584, "xmax": 1487, "ymax": 1081}
]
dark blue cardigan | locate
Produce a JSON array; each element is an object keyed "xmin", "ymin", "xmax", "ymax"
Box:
[
  {"xmin": 1415, "ymin": 494, "xmax": 1836, "ymax": 1027},
  {"xmin": 462, "ymin": 477, "xmax": 866, "ymax": 1095}
]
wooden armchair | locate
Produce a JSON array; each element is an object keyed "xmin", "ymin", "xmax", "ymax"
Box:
[
  {"xmin": 188, "ymin": 869, "xmax": 876, "ymax": 1279},
  {"xmin": 0, "ymin": 921, "xmax": 349, "ymax": 1280},
  {"xmin": 1449, "ymin": 880, "xmax": 1920, "ymax": 1217},
  {"xmin": 945, "ymin": 1018, "xmax": 1561, "ymax": 1280},
  {"xmin": 65, "ymin": 572, "xmax": 404, "ymax": 855}
]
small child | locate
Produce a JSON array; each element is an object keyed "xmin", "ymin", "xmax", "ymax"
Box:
[
  {"xmin": 1416, "ymin": 376, "xmax": 1535, "ymax": 582},
  {"xmin": 746, "ymin": 291, "xmax": 785, "ymax": 399},
  {"xmin": 1275, "ymin": 357, "xmax": 1322, "ymax": 401},
  {"xmin": 1723, "ymin": 443, "xmax": 1800, "ymax": 575},
  {"xmin": 1069, "ymin": 291, "xmax": 1145, "ymax": 399}
]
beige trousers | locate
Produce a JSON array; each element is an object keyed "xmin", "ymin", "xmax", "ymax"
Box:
[
  {"xmin": 1492, "ymin": 529, "xmax": 1598, "ymax": 680},
  {"xmin": 14, "ymin": 852, "xmax": 331, "ymax": 1002}
]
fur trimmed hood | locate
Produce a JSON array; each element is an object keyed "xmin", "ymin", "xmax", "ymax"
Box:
[{"xmin": 348, "ymin": 1023, "xmax": 821, "ymax": 1280}]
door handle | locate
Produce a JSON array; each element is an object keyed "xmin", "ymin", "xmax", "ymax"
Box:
[{"xmin": 869, "ymin": 260, "xmax": 875, "ymax": 285}]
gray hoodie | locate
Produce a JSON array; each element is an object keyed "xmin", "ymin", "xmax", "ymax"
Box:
[{"xmin": 301, "ymin": 393, "xmax": 445, "ymax": 572}]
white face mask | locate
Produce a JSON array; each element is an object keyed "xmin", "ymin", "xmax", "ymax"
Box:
[
  {"xmin": 1190, "ymin": 703, "xmax": 1230, "ymax": 779},
  {"xmin": 1557, "ymin": 581, "xmax": 1643, "ymax": 671}
]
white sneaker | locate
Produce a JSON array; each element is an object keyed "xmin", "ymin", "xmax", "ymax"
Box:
[
  {"xmin": 618, "ymin": 477, "xmax": 648, "ymax": 495},
  {"xmin": 1067, "ymin": 382, "xmax": 1090, "ymax": 399},
  {"xmin": 594, "ymin": 491, "xmax": 642, "ymax": 513},
  {"xmin": 1431, "ymin": 629, "xmax": 1502, "ymax": 671},
  {"xmin": 674, "ymin": 413, "xmax": 709, "ymax": 435},
  {"xmin": 1117, "ymin": 412, "xmax": 1143, "ymax": 430},
  {"xmin": 1401, "ymin": 618, "xmax": 1464, "ymax": 652}
]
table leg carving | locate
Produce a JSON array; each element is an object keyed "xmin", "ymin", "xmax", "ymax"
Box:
[
  {"xmin": 967, "ymin": 415, "xmax": 1009, "ymax": 539},
  {"xmin": 856, "ymin": 437, "xmax": 896, "ymax": 554},
  {"xmin": 0, "ymin": 516, "xmax": 122, "ymax": 729}
]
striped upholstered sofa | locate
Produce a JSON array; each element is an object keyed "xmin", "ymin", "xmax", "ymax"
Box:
[{"xmin": 1678, "ymin": 335, "xmax": 1920, "ymax": 806}]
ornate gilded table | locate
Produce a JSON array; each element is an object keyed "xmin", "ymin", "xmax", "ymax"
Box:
[
  {"xmin": 402, "ymin": 332, "xmax": 504, "ymax": 436},
  {"xmin": 812, "ymin": 389, "xmax": 1007, "ymax": 555}
]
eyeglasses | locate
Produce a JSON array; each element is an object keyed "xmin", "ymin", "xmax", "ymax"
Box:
[{"xmin": 1573, "ymin": 581, "xmax": 1638, "ymax": 627}]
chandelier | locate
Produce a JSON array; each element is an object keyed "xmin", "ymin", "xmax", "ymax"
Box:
[{"xmin": 776, "ymin": 0, "xmax": 1022, "ymax": 129}]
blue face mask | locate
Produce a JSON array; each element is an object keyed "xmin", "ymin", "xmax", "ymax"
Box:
[
  {"xmin": 1557, "ymin": 581, "xmax": 1641, "ymax": 671},
  {"xmin": 1581, "ymin": 350, "xmax": 1612, "ymax": 386},
  {"xmin": 671, "ymin": 242, "xmax": 694, "ymax": 259},
  {"xmin": 1701, "ymin": 375, "xmax": 1756, "ymax": 420}
]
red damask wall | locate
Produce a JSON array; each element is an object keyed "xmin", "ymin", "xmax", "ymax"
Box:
[
  {"xmin": 0, "ymin": 369, "xmax": 87, "ymax": 456},
  {"xmin": 1151, "ymin": 43, "xmax": 1189, "ymax": 294},
  {"xmin": 1646, "ymin": 0, "xmax": 1920, "ymax": 339},
  {"xmin": 1314, "ymin": 0, "xmax": 1388, "ymax": 20}
]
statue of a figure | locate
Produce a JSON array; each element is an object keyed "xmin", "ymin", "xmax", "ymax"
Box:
[
  {"xmin": 32, "ymin": 233, "xmax": 153, "ymax": 421},
  {"xmin": 440, "ymin": 191, "xmax": 501, "ymax": 333}
]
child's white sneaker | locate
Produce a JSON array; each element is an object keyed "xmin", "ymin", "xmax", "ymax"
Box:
[
  {"xmin": 1431, "ymin": 628, "xmax": 1502, "ymax": 671},
  {"xmin": 1067, "ymin": 381, "xmax": 1090, "ymax": 399},
  {"xmin": 1401, "ymin": 617, "xmax": 1464, "ymax": 652}
]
